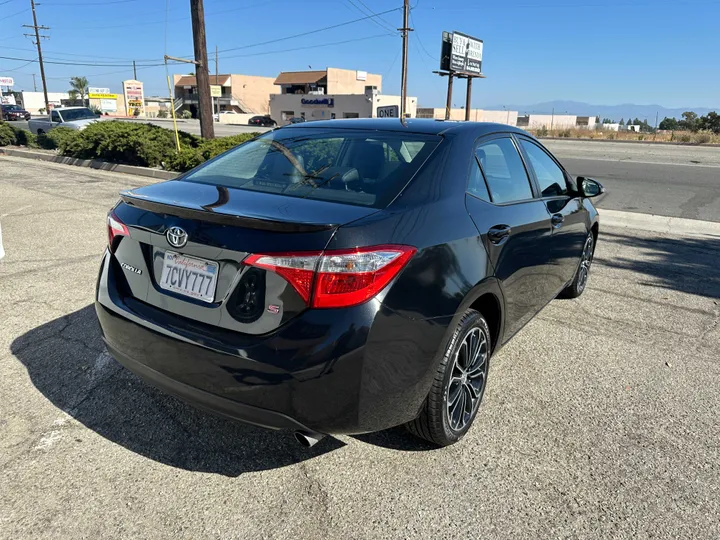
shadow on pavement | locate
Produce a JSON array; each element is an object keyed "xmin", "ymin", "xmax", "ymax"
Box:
[
  {"xmin": 598, "ymin": 231, "xmax": 720, "ymax": 299},
  {"xmin": 10, "ymin": 305, "xmax": 344, "ymax": 477},
  {"xmin": 352, "ymin": 428, "xmax": 437, "ymax": 451}
]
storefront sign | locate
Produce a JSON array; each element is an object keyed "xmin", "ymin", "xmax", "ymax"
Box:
[
  {"xmin": 100, "ymin": 99, "xmax": 117, "ymax": 112},
  {"xmin": 123, "ymin": 79, "xmax": 145, "ymax": 116},
  {"xmin": 0, "ymin": 77, "xmax": 15, "ymax": 86},
  {"xmin": 210, "ymin": 85, "xmax": 222, "ymax": 98},
  {"xmin": 301, "ymin": 97, "xmax": 334, "ymax": 107},
  {"xmin": 88, "ymin": 87, "xmax": 110, "ymax": 94},
  {"xmin": 89, "ymin": 93, "xmax": 118, "ymax": 99}
]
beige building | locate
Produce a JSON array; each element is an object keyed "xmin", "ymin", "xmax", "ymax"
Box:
[
  {"xmin": 270, "ymin": 67, "xmax": 415, "ymax": 125},
  {"xmin": 275, "ymin": 68, "xmax": 382, "ymax": 96},
  {"xmin": 173, "ymin": 73, "xmax": 279, "ymax": 117},
  {"xmin": 416, "ymin": 107, "xmax": 518, "ymax": 126}
]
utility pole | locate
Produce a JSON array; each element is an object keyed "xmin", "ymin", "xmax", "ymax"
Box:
[
  {"xmin": 133, "ymin": 60, "xmax": 137, "ymax": 80},
  {"xmin": 399, "ymin": 0, "xmax": 412, "ymax": 119},
  {"xmin": 215, "ymin": 45, "xmax": 219, "ymax": 118},
  {"xmin": 32, "ymin": 73, "xmax": 37, "ymax": 92},
  {"xmin": 189, "ymin": 0, "xmax": 214, "ymax": 138},
  {"xmin": 23, "ymin": 0, "xmax": 49, "ymax": 113}
]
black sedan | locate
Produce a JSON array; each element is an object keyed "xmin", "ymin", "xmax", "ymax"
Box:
[
  {"xmin": 248, "ymin": 115, "xmax": 276, "ymax": 127},
  {"xmin": 96, "ymin": 119, "xmax": 602, "ymax": 447},
  {"xmin": 2, "ymin": 104, "xmax": 31, "ymax": 121}
]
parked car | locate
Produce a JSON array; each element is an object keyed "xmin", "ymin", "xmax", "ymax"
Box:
[
  {"xmin": 95, "ymin": 119, "xmax": 602, "ymax": 447},
  {"xmin": 2, "ymin": 104, "xmax": 31, "ymax": 121},
  {"xmin": 288, "ymin": 116, "xmax": 305, "ymax": 124},
  {"xmin": 248, "ymin": 115, "xmax": 277, "ymax": 127},
  {"xmin": 28, "ymin": 107, "xmax": 102, "ymax": 135}
]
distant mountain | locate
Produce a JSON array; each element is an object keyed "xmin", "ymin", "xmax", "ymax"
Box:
[{"xmin": 483, "ymin": 100, "xmax": 718, "ymax": 122}]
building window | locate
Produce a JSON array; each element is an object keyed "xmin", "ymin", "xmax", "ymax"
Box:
[{"xmin": 343, "ymin": 112, "xmax": 360, "ymax": 119}]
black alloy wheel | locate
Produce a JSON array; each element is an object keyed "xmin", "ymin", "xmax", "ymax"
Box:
[
  {"xmin": 560, "ymin": 232, "xmax": 595, "ymax": 299},
  {"xmin": 407, "ymin": 309, "xmax": 491, "ymax": 446}
]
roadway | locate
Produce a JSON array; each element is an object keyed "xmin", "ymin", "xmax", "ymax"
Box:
[
  {"xmin": 2, "ymin": 156, "xmax": 719, "ymax": 538},
  {"xmin": 544, "ymin": 140, "xmax": 720, "ymax": 222}
]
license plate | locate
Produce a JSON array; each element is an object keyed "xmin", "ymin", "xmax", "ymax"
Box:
[{"xmin": 159, "ymin": 251, "xmax": 218, "ymax": 303}]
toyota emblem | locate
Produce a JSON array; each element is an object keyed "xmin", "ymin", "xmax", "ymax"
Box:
[{"xmin": 166, "ymin": 226, "xmax": 188, "ymax": 248}]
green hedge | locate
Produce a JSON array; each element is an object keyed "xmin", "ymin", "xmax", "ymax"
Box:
[
  {"xmin": 0, "ymin": 120, "xmax": 260, "ymax": 172},
  {"xmin": 0, "ymin": 123, "xmax": 18, "ymax": 146}
]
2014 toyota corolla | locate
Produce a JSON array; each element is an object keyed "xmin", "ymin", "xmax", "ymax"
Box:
[{"xmin": 95, "ymin": 119, "xmax": 603, "ymax": 447}]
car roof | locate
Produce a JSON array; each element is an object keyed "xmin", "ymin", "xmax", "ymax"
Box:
[{"xmin": 280, "ymin": 118, "xmax": 531, "ymax": 137}]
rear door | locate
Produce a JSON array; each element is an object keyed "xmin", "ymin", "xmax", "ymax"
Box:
[
  {"xmin": 464, "ymin": 135, "xmax": 556, "ymax": 340},
  {"xmin": 516, "ymin": 136, "xmax": 588, "ymax": 292}
]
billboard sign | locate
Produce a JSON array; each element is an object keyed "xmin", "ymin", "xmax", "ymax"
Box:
[
  {"xmin": 441, "ymin": 31, "xmax": 483, "ymax": 75},
  {"xmin": 0, "ymin": 77, "xmax": 15, "ymax": 86},
  {"xmin": 377, "ymin": 105, "xmax": 399, "ymax": 118}
]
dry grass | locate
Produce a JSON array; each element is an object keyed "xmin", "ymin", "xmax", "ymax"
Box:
[{"xmin": 529, "ymin": 128, "xmax": 720, "ymax": 145}]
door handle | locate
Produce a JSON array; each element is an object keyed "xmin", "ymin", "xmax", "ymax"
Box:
[
  {"xmin": 551, "ymin": 214, "xmax": 564, "ymax": 228},
  {"xmin": 488, "ymin": 224, "xmax": 512, "ymax": 244}
]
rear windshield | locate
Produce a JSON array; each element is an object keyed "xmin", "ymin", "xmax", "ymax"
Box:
[{"xmin": 181, "ymin": 128, "xmax": 441, "ymax": 208}]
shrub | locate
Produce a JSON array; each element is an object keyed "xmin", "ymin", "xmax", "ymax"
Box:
[
  {"xmin": 163, "ymin": 147, "xmax": 204, "ymax": 172},
  {"xmin": 677, "ymin": 133, "xmax": 693, "ymax": 143},
  {"xmin": 695, "ymin": 132, "xmax": 711, "ymax": 144},
  {"xmin": 89, "ymin": 105, "xmax": 102, "ymax": 116},
  {"xmin": 37, "ymin": 127, "xmax": 79, "ymax": 150},
  {"xmin": 163, "ymin": 132, "xmax": 257, "ymax": 172},
  {"xmin": 535, "ymin": 126, "xmax": 548, "ymax": 137},
  {"xmin": 558, "ymin": 129, "xmax": 572, "ymax": 138},
  {"xmin": 0, "ymin": 123, "xmax": 17, "ymax": 146},
  {"xmin": 157, "ymin": 109, "xmax": 169, "ymax": 119},
  {"xmin": 59, "ymin": 121, "xmax": 187, "ymax": 167},
  {"xmin": 180, "ymin": 110, "xmax": 193, "ymax": 120},
  {"xmin": 11, "ymin": 127, "xmax": 38, "ymax": 148}
]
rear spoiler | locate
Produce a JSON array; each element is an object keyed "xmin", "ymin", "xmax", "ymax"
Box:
[{"xmin": 120, "ymin": 192, "xmax": 337, "ymax": 233}]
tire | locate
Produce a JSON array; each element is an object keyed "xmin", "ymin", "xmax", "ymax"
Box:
[
  {"xmin": 559, "ymin": 231, "xmax": 595, "ymax": 299},
  {"xmin": 406, "ymin": 309, "xmax": 491, "ymax": 446}
]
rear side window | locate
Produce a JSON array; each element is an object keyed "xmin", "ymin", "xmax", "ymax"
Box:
[
  {"xmin": 476, "ymin": 138, "xmax": 533, "ymax": 204},
  {"xmin": 467, "ymin": 153, "xmax": 490, "ymax": 202},
  {"xmin": 182, "ymin": 129, "xmax": 441, "ymax": 208},
  {"xmin": 519, "ymin": 139, "xmax": 568, "ymax": 197}
]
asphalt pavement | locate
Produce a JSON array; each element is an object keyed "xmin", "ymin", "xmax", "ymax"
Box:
[
  {"xmin": 1, "ymin": 156, "xmax": 719, "ymax": 539},
  {"xmin": 545, "ymin": 140, "xmax": 720, "ymax": 222}
]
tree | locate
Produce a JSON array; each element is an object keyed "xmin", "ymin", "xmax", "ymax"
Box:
[
  {"xmin": 619, "ymin": 118, "xmax": 625, "ymax": 126},
  {"xmin": 595, "ymin": 115, "xmax": 600, "ymax": 123},
  {"xmin": 678, "ymin": 111, "xmax": 699, "ymax": 132},
  {"xmin": 699, "ymin": 111, "xmax": 720, "ymax": 134},
  {"xmin": 659, "ymin": 117, "xmax": 679, "ymax": 130},
  {"xmin": 602, "ymin": 118, "xmax": 614, "ymax": 124},
  {"xmin": 68, "ymin": 76, "xmax": 89, "ymax": 107},
  {"xmin": 626, "ymin": 118, "xmax": 633, "ymax": 126}
]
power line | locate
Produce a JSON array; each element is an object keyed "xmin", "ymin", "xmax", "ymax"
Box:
[
  {"xmin": 0, "ymin": 7, "xmax": 28, "ymax": 20},
  {"xmin": 409, "ymin": 10, "xmax": 437, "ymax": 61},
  {"xmin": 0, "ymin": 55, "xmax": 176, "ymax": 67},
  {"xmin": 343, "ymin": 0, "xmax": 397, "ymax": 35},
  {"xmin": 214, "ymin": 7, "xmax": 403, "ymax": 55}
]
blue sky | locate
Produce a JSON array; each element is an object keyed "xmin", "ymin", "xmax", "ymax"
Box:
[{"xmin": 1, "ymin": 0, "xmax": 718, "ymax": 109}]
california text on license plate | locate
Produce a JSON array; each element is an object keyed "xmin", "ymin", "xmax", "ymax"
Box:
[{"xmin": 159, "ymin": 251, "xmax": 218, "ymax": 303}]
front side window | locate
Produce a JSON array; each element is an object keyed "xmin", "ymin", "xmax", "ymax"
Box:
[
  {"xmin": 51, "ymin": 111, "xmax": 61, "ymax": 122},
  {"xmin": 519, "ymin": 139, "xmax": 568, "ymax": 197},
  {"xmin": 182, "ymin": 128, "xmax": 441, "ymax": 208},
  {"xmin": 476, "ymin": 138, "xmax": 533, "ymax": 204}
]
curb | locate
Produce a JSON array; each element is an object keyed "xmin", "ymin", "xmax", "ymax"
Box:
[
  {"xmin": 599, "ymin": 208, "xmax": 720, "ymax": 237},
  {"xmin": 539, "ymin": 137, "xmax": 720, "ymax": 147},
  {"xmin": 0, "ymin": 147, "xmax": 179, "ymax": 180}
]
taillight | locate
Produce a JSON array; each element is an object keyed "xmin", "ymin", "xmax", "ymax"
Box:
[
  {"xmin": 244, "ymin": 245, "xmax": 416, "ymax": 309},
  {"xmin": 107, "ymin": 210, "xmax": 129, "ymax": 252}
]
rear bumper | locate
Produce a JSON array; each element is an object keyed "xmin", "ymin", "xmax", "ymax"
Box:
[{"xmin": 96, "ymin": 251, "xmax": 451, "ymax": 434}]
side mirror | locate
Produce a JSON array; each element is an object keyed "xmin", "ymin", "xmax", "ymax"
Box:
[{"xmin": 578, "ymin": 177, "xmax": 605, "ymax": 198}]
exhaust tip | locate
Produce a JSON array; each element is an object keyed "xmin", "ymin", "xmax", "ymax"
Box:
[{"xmin": 294, "ymin": 431, "xmax": 325, "ymax": 448}]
